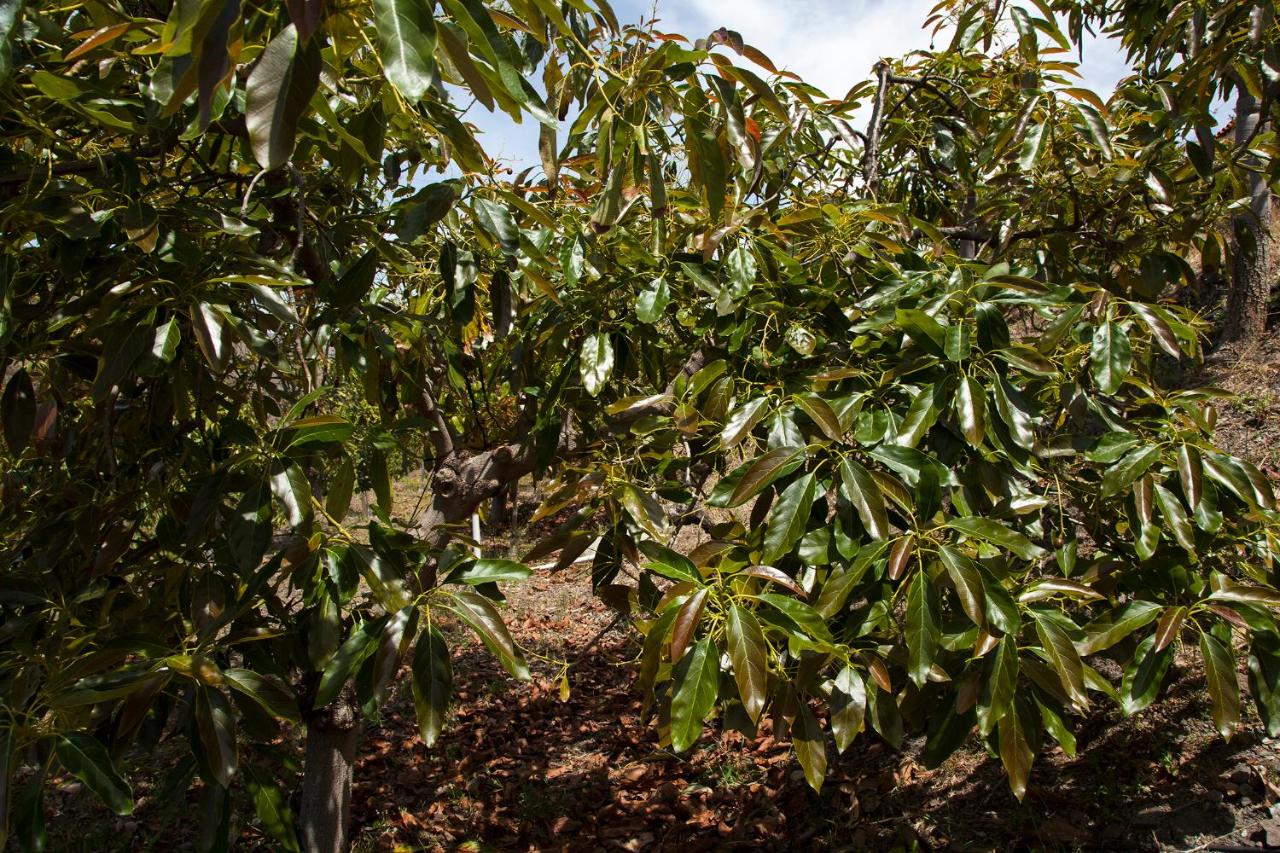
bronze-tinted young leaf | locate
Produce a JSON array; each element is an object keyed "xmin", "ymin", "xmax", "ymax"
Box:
[
  {"xmin": 670, "ymin": 587, "xmax": 708, "ymax": 662},
  {"xmin": 726, "ymin": 605, "xmax": 768, "ymax": 723},
  {"xmin": 721, "ymin": 396, "xmax": 769, "ymax": 448},
  {"xmin": 792, "ymin": 700, "xmax": 827, "ymax": 792},
  {"xmin": 886, "ymin": 536, "xmax": 912, "ymax": 581},
  {"xmin": 740, "ymin": 565, "xmax": 805, "ymax": 597},
  {"xmin": 793, "ymin": 394, "xmax": 843, "ymax": 441},
  {"xmin": 411, "ymin": 624, "xmax": 452, "ymax": 747},
  {"xmin": 1200, "ymin": 632, "xmax": 1240, "ymax": 739},
  {"xmin": 670, "ymin": 637, "xmax": 719, "ymax": 753},
  {"xmin": 245, "ymin": 24, "xmax": 321, "ymax": 171},
  {"xmin": 1152, "ymin": 606, "xmax": 1187, "ymax": 652},
  {"xmin": 997, "ymin": 701, "xmax": 1035, "ymax": 801}
]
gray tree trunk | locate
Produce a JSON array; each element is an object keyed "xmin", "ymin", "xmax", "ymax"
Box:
[
  {"xmin": 299, "ymin": 695, "xmax": 361, "ymax": 852},
  {"xmin": 1223, "ymin": 86, "xmax": 1271, "ymax": 347}
]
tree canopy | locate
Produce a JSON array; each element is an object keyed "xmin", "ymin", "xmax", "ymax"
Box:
[{"xmin": 1, "ymin": 0, "xmax": 1278, "ymax": 849}]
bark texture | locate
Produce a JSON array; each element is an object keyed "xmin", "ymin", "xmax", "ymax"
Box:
[
  {"xmin": 1223, "ymin": 87, "xmax": 1272, "ymax": 347},
  {"xmin": 299, "ymin": 698, "xmax": 362, "ymax": 853}
]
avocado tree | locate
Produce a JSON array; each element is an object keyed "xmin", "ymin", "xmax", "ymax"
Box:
[
  {"xmin": 0, "ymin": 0, "xmax": 623, "ymax": 850},
  {"xmin": 507, "ymin": 0, "xmax": 1280, "ymax": 803},
  {"xmin": 2, "ymin": 0, "xmax": 1280, "ymax": 851},
  {"xmin": 1042, "ymin": 0, "xmax": 1280, "ymax": 346}
]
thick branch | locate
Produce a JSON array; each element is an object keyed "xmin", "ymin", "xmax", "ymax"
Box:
[{"xmin": 863, "ymin": 62, "xmax": 892, "ymax": 196}]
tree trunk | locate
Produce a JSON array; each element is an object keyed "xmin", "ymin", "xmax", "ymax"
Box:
[
  {"xmin": 299, "ymin": 698, "xmax": 362, "ymax": 853},
  {"xmin": 1222, "ymin": 86, "xmax": 1271, "ymax": 347}
]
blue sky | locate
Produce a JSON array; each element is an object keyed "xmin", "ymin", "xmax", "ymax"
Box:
[{"xmin": 467, "ymin": 0, "xmax": 1133, "ymax": 167}]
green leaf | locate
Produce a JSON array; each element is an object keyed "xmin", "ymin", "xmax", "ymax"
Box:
[
  {"xmin": 194, "ymin": 687, "xmax": 238, "ymax": 788},
  {"xmin": 579, "ymin": 332, "xmax": 614, "ymax": 398},
  {"xmin": 1033, "ymin": 612, "xmax": 1088, "ymax": 709},
  {"xmin": 1120, "ymin": 634, "xmax": 1173, "ymax": 715},
  {"xmin": 1019, "ymin": 120, "xmax": 1047, "ymax": 171},
  {"xmin": 762, "ymin": 473, "xmax": 817, "ymax": 564},
  {"xmin": 758, "ymin": 593, "xmax": 833, "ymax": 646},
  {"xmin": 726, "ymin": 605, "xmax": 768, "ymax": 723},
  {"xmin": 315, "ymin": 615, "xmax": 388, "ymax": 707},
  {"xmin": 444, "ymin": 589, "xmax": 529, "ymax": 680},
  {"xmin": 635, "ymin": 277, "xmax": 670, "ymax": 323},
  {"xmin": 977, "ymin": 634, "xmax": 1018, "ymax": 735},
  {"xmin": 2, "ymin": 368, "xmax": 35, "ymax": 453},
  {"xmin": 720, "ymin": 446, "xmax": 805, "ymax": 508},
  {"xmin": 939, "ymin": 545, "xmax": 985, "ymax": 627},
  {"xmin": 411, "ymin": 624, "xmax": 452, "ymax": 747},
  {"xmin": 284, "ymin": 414, "xmax": 354, "ymax": 448},
  {"xmin": 325, "ymin": 457, "xmax": 356, "ymax": 524},
  {"xmin": 1154, "ymin": 484, "xmax": 1196, "ymax": 554},
  {"xmin": 670, "ymin": 637, "xmax": 719, "ymax": 752},
  {"xmin": 792, "ymin": 700, "xmax": 827, "ymax": 792},
  {"xmin": 1248, "ymin": 634, "xmax": 1280, "ymax": 737},
  {"xmin": 905, "ymin": 572, "xmax": 940, "ymax": 688},
  {"xmin": 373, "ymin": 0, "xmax": 438, "ymax": 102},
  {"xmin": 721, "ymin": 397, "xmax": 769, "ymax": 448},
  {"xmin": 269, "ymin": 462, "xmax": 313, "ymax": 529},
  {"xmin": 1078, "ymin": 600, "xmax": 1162, "ymax": 655},
  {"xmin": 223, "ymin": 669, "xmax": 300, "ymax": 722},
  {"xmin": 955, "ymin": 375, "xmax": 986, "ymax": 447},
  {"xmin": 1074, "ymin": 103, "xmax": 1113, "ymax": 158},
  {"xmin": 839, "ymin": 458, "xmax": 890, "ymax": 539},
  {"xmin": 245, "ymin": 24, "xmax": 321, "ymax": 171},
  {"xmin": 946, "ymin": 516, "xmax": 1046, "ymax": 560},
  {"xmin": 1201, "ymin": 632, "xmax": 1240, "ymax": 739},
  {"xmin": 1100, "ymin": 445, "xmax": 1161, "ymax": 498},
  {"xmin": 829, "ymin": 665, "xmax": 867, "ymax": 752},
  {"xmin": 54, "ymin": 733, "xmax": 133, "ymax": 815},
  {"xmin": 1090, "ymin": 321, "xmax": 1132, "ymax": 394},
  {"xmin": 451, "ymin": 559, "xmax": 532, "ymax": 584},
  {"xmin": 472, "ymin": 197, "xmax": 520, "ymax": 256},
  {"xmin": 244, "ymin": 765, "xmax": 300, "ymax": 852}
]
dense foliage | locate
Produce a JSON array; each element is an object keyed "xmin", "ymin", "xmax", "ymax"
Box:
[{"xmin": 0, "ymin": 0, "xmax": 1278, "ymax": 848}]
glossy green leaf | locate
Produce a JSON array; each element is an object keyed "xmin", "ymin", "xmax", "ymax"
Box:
[
  {"xmin": 762, "ymin": 472, "xmax": 816, "ymax": 564},
  {"xmin": 245, "ymin": 24, "xmax": 320, "ymax": 171},
  {"xmin": 726, "ymin": 605, "xmax": 768, "ymax": 723},
  {"xmin": 670, "ymin": 637, "xmax": 719, "ymax": 753},
  {"xmin": 54, "ymin": 733, "xmax": 133, "ymax": 815},
  {"xmin": 411, "ymin": 624, "xmax": 452, "ymax": 747},
  {"xmin": 1200, "ymin": 632, "xmax": 1240, "ymax": 739}
]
